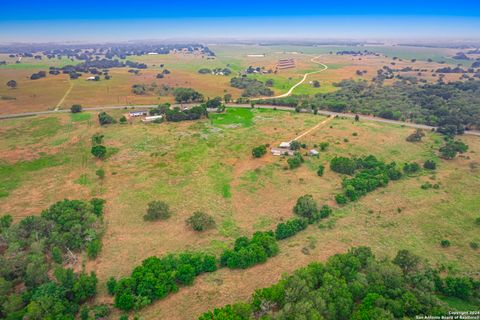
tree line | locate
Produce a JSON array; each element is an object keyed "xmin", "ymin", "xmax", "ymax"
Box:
[{"xmin": 198, "ymin": 247, "xmax": 480, "ymax": 319}]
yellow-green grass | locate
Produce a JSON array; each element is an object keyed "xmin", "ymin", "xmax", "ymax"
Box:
[{"xmin": 1, "ymin": 108, "xmax": 479, "ymax": 319}]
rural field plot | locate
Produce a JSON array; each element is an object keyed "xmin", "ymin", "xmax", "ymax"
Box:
[
  {"xmin": 0, "ymin": 108, "xmax": 479, "ymax": 319},
  {"xmin": 0, "ymin": 44, "xmax": 468, "ymax": 115}
]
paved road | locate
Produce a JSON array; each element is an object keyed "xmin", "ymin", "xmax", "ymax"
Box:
[{"xmin": 1, "ymin": 103, "xmax": 479, "ymax": 137}]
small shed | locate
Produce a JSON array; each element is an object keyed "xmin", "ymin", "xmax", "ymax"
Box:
[
  {"xmin": 309, "ymin": 149, "xmax": 320, "ymax": 156},
  {"xmin": 279, "ymin": 141, "xmax": 291, "ymax": 149},
  {"xmin": 142, "ymin": 115, "xmax": 163, "ymax": 123}
]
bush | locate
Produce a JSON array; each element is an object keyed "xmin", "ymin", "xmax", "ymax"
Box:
[
  {"xmin": 403, "ymin": 162, "xmax": 421, "ymax": 174},
  {"xmin": 119, "ymin": 115, "xmax": 127, "ymax": 124},
  {"xmin": 335, "ymin": 194, "xmax": 348, "ymax": 204},
  {"xmin": 98, "ymin": 112, "xmax": 116, "ymax": 125},
  {"xmin": 476, "ymin": 217, "xmax": 480, "ymax": 225},
  {"xmin": 317, "ymin": 164, "xmax": 325, "ymax": 176},
  {"xmin": 71, "ymin": 104, "xmax": 82, "ymax": 113},
  {"xmin": 439, "ymin": 140, "xmax": 468, "ymax": 159},
  {"xmin": 91, "ymin": 145, "xmax": 107, "ymax": 159},
  {"xmin": 107, "ymin": 277, "xmax": 117, "ymax": 295},
  {"xmin": 469, "ymin": 242, "xmax": 479, "ymax": 250},
  {"xmin": 293, "ymin": 195, "xmax": 319, "ymax": 223},
  {"xmin": 87, "ymin": 239, "xmax": 101, "ymax": 259},
  {"xmin": 186, "ymin": 211, "xmax": 215, "ymax": 231},
  {"xmin": 423, "ymin": 160, "xmax": 437, "ymax": 170},
  {"xmin": 92, "ymin": 304, "xmax": 111, "ymax": 319},
  {"xmin": 319, "ymin": 142, "xmax": 329, "ymax": 151},
  {"xmin": 0, "ymin": 214, "xmax": 12, "ymax": 229},
  {"xmin": 440, "ymin": 239, "xmax": 451, "ymax": 247},
  {"xmin": 252, "ymin": 145, "xmax": 267, "ymax": 158},
  {"xmin": 319, "ymin": 205, "xmax": 332, "ymax": 219},
  {"xmin": 51, "ymin": 246, "xmax": 63, "ymax": 264},
  {"xmin": 96, "ymin": 168, "xmax": 105, "ymax": 179},
  {"xmin": 275, "ymin": 218, "xmax": 308, "ymax": 240},
  {"xmin": 290, "ymin": 140, "xmax": 301, "ymax": 150},
  {"xmin": 143, "ymin": 201, "xmax": 171, "ymax": 221}
]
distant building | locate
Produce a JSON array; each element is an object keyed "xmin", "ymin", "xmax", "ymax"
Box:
[
  {"xmin": 309, "ymin": 149, "xmax": 319, "ymax": 156},
  {"xmin": 142, "ymin": 115, "xmax": 163, "ymax": 123},
  {"xmin": 277, "ymin": 58, "xmax": 295, "ymax": 70},
  {"xmin": 129, "ymin": 111, "xmax": 148, "ymax": 117},
  {"xmin": 271, "ymin": 148, "xmax": 294, "ymax": 156},
  {"xmin": 86, "ymin": 76, "xmax": 96, "ymax": 81}
]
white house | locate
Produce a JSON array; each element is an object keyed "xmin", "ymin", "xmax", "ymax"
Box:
[
  {"xmin": 129, "ymin": 110, "xmax": 148, "ymax": 117},
  {"xmin": 142, "ymin": 115, "xmax": 163, "ymax": 123},
  {"xmin": 309, "ymin": 149, "xmax": 320, "ymax": 156},
  {"xmin": 86, "ymin": 76, "xmax": 96, "ymax": 81}
]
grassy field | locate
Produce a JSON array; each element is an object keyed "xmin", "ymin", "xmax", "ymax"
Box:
[
  {"xmin": 0, "ymin": 44, "xmax": 471, "ymax": 115},
  {"xmin": 0, "ymin": 107, "xmax": 479, "ymax": 318}
]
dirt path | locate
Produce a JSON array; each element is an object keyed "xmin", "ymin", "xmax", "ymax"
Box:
[
  {"xmin": 252, "ymin": 55, "xmax": 328, "ymax": 100},
  {"xmin": 54, "ymin": 80, "xmax": 74, "ymax": 111},
  {"xmin": 293, "ymin": 117, "xmax": 332, "ymax": 141}
]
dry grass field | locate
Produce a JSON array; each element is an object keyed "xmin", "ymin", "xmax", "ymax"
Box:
[
  {"xmin": 0, "ymin": 108, "xmax": 479, "ymax": 319},
  {"xmin": 0, "ymin": 44, "xmax": 473, "ymax": 115}
]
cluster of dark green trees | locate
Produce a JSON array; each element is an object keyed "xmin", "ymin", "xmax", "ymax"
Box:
[
  {"xmin": 0, "ymin": 198, "xmax": 105, "ymax": 319},
  {"xmin": 173, "ymin": 87, "xmax": 204, "ymax": 104},
  {"xmin": 220, "ymin": 232, "xmax": 279, "ymax": 269},
  {"xmin": 199, "ymin": 247, "xmax": 480, "ymax": 320},
  {"xmin": 287, "ymin": 152, "xmax": 304, "ymax": 169},
  {"xmin": 230, "ymin": 77, "xmax": 274, "ymax": 97},
  {"xmin": 439, "ymin": 139, "xmax": 469, "ymax": 159},
  {"xmin": 330, "ymin": 155, "xmax": 405, "ymax": 204},
  {"xmin": 256, "ymin": 79, "xmax": 480, "ymax": 134},
  {"xmin": 251, "ymin": 145, "xmax": 267, "ymax": 158},
  {"xmin": 111, "ymin": 252, "xmax": 217, "ymax": 311},
  {"xmin": 165, "ymin": 106, "xmax": 208, "ymax": 122},
  {"xmin": 275, "ymin": 218, "xmax": 308, "ymax": 240}
]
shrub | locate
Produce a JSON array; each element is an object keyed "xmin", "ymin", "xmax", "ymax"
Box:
[
  {"xmin": 470, "ymin": 242, "xmax": 479, "ymax": 250},
  {"xmin": 290, "ymin": 140, "xmax": 301, "ymax": 150},
  {"xmin": 186, "ymin": 211, "xmax": 215, "ymax": 231},
  {"xmin": 91, "ymin": 133, "xmax": 104, "ymax": 145},
  {"xmin": 335, "ymin": 194, "xmax": 348, "ymax": 205},
  {"xmin": 317, "ymin": 164, "xmax": 325, "ymax": 176},
  {"xmin": 71, "ymin": 104, "xmax": 82, "ymax": 113},
  {"xmin": 91, "ymin": 145, "xmax": 107, "ymax": 159},
  {"xmin": 252, "ymin": 145, "xmax": 267, "ymax": 158},
  {"xmin": 0, "ymin": 214, "xmax": 12, "ymax": 229},
  {"xmin": 319, "ymin": 205, "xmax": 332, "ymax": 219},
  {"xmin": 143, "ymin": 201, "xmax": 171, "ymax": 221},
  {"xmin": 319, "ymin": 142, "xmax": 329, "ymax": 151},
  {"xmin": 119, "ymin": 116, "xmax": 127, "ymax": 124},
  {"xmin": 87, "ymin": 239, "xmax": 101, "ymax": 259},
  {"xmin": 92, "ymin": 304, "xmax": 111, "ymax": 319},
  {"xmin": 96, "ymin": 168, "xmax": 105, "ymax": 179},
  {"xmin": 440, "ymin": 239, "xmax": 451, "ymax": 247},
  {"xmin": 275, "ymin": 218, "xmax": 308, "ymax": 240},
  {"xmin": 476, "ymin": 217, "xmax": 480, "ymax": 225},
  {"xmin": 403, "ymin": 162, "xmax": 421, "ymax": 174},
  {"xmin": 51, "ymin": 246, "xmax": 63, "ymax": 264},
  {"xmin": 406, "ymin": 129, "xmax": 425, "ymax": 142},
  {"xmin": 107, "ymin": 277, "xmax": 117, "ymax": 295},
  {"xmin": 293, "ymin": 195, "xmax": 319, "ymax": 223},
  {"xmin": 423, "ymin": 160, "xmax": 437, "ymax": 170}
]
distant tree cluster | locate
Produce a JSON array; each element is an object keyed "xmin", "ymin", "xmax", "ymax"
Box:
[
  {"xmin": 287, "ymin": 152, "xmax": 304, "ymax": 169},
  {"xmin": 256, "ymin": 79, "xmax": 480, "ymax": 133},
  {"xmin": 112, "ymin": 252, "xmax": 217, "ymax": 311},
  {"xmin": 186, "ymin": 211, "xmax": 215, "ymax": 231},
  {"xmin": 230, "ymin": 77, "xmax": 274, "ymax": 97},
  {"xmin": 199, "ymin": 247, "xmax": 480, "ymax": 320},
  {"xmin": 293, "ymin": 195, "xmax": 331, "ymax": 223},
  {"xmin": 165, "ymin": 106, "xmax": 208, "ymax": 122},
  {"xmin": 275, "ymin": 218, "xmax": 308, "ymax": 240},
  {"xmin": 98, "ymin": 111, "xmax": 116, "ymax": 125},
  {"xmin": 173, "ymin": 87, "xmax": 204, "ymax": 104},
  {"xmin": 30, "ymin": 70, "xmax": 46, "ymax": 80},
  {"xmin": 220, "ymin": 231, "xmax": 279, "ymax": 269}
]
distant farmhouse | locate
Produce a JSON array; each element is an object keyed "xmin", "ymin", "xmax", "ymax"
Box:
[
  {"xmin": 271, "ymin": 141, "xmax": 295, "ymax": 156},
  {"xmin": 276, "ymin": 58, "xmax": 295, "ymax": 70},
  {"xmin": 128, "ymin": 110, "xmax": 148, "ymax": 117}
]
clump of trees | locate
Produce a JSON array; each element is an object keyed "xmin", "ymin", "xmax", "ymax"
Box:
[
  {"xmin": 165, "ymin": 106, "xmax": 208, "ymax": 122},
  {"xmin": 30, "ymin": 70, "xmax": 46, "ymax": 80},
  {"xmin": 252, "ymin": 145, "xmax": 267, "ymax": 158},
  {"xmin": 423, "ymin": 159, "xmax": 437, "ymax": 170},
  {"xmin": 186, "ymin": 211, "xmax": 215, "ymax": 231},
  {"xmin": 293, "ymin": 195, "xmax": 331, "ymax": 223},
  {"xmin": 91, "ymin": 145, "xmax": 107, "ymax": 159},
  {"xmin": 332, "ymin": 155, "xmax": 403, "ymax": 204},
  {"xmin": 143, "ymin": 200, "xmax": 171, "ymax": 221},
  {"xmin": 439, "ymin": 139, "xmax": 468, "ymax": 159},
  {"xmin": 98, "ymin": 112, "xmax": 116, "ymax": 125},
  {"xmin": 113, "ymin": 252, "xmax": 217, "ymax": 311},
  {"xmin": 220, "ymin": 231, "xmax": 279, "ymax": 269},
  {"xmin": 287, "ymin": 152, "xmax": 304, "ymax": 169},
  {"xmin": 0, "ymin": 199, "xmax": 105, "ymax": 319},
  {"xmin": 173, "ymin": 87, "xmax": 204, "ymax": 104},
  {"xmin": 200, "ymin": 247, "xmax": 480, "ymax": 320}
]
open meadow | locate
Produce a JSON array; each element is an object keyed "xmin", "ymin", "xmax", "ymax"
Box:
[
  {"xmin": 0, "ymin": 107, "xmax": 479, "ymax": 318},
  {"xmin": 1, "ymin": 44, "xmax": 475, "ymax": 115}
]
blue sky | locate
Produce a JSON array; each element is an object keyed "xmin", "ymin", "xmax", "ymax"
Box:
[{"xmin": 1, "ymin": 0, "xmax": 480, "ymax": 42}]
